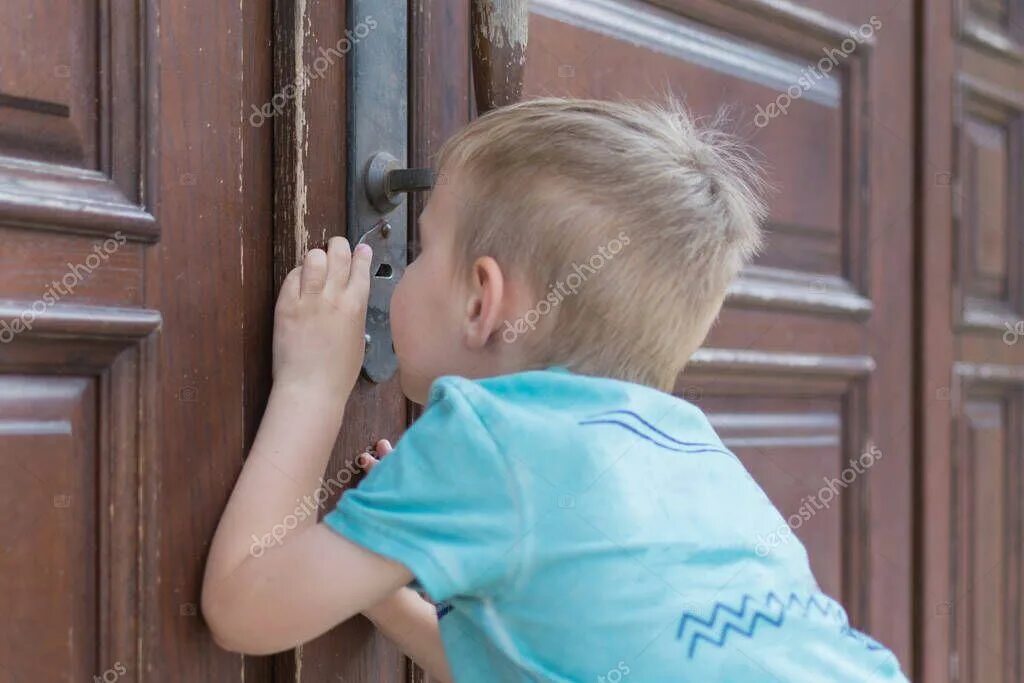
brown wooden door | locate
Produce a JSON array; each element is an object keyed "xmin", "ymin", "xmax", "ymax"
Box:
[
  {"xmin": 512, "ymin": 0, "xmax": 917, "ymax": 670},
  {"xmin": 406, "ymin": 0, "xmax": 915, "ymax": 678},
  {"xmin": 512, "ymin": 0, "xmax": 915, "ymax": 671},
  {"xmin": 0, "ymin": 0, "xmax": 409, "ymax": 679},
  {"xmin": 0, "ymin": 1, "xmax": 284, "ymax": 681},
  {"xmin": 0, "ymin": 1, "xmax": 160, "ymax": 679},
  {"xmin": 2, "ymin": 1, "xmax": 1022, "ymax": 681},
  {"xmin": 920, "ymin": 0, "xmax": 1024, "ymax": 681}
]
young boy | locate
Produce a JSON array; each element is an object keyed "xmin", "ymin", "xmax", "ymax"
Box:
[{"xmin": 202, "ymin": 98, "xmax": 909, "ymax": 682}]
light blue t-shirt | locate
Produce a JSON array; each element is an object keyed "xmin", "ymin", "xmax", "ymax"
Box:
[{"xmin": 324, "ymin": 368, "xmax": 908, "ymax": 682}]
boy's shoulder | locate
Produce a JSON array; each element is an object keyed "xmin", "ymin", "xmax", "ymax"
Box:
[
  {"xmin": 423, "ymin": 367, "xmax": 724, "ymax": 459},
  {"xmin": 427, "ymin": 366, "xmax": 700, "ymax": 421}
]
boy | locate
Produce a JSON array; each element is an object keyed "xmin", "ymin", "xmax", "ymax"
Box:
[{"xmin": 202, "ymin": 98, "xmax": 909, "ymax": 681}]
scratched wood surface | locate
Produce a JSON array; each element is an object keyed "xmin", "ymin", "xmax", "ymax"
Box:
[{"xmin": 270, "ymin": 0, "xmax": 409, "ymax": 681}]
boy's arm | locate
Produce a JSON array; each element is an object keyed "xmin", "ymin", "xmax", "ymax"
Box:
[
  {"xmin": 365, "ymin": 588, "xmax": 453, "ymax": 681},
  {"xmin": 200, "ymin": 240, "xmax": 448, "ymax": 682},
  {"xmin": 353, "ymin": 441, "xmax": 453, "ymax": 680}
]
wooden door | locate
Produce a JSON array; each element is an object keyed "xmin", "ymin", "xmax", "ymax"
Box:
[
  {"xmin": 3, "ymin": 1, "xmax": 1020, "ymax": 681},
  {"xmin": 0, "ymin": 1, "xmax": 380, "ymax": 683},
  {"xmin": 920, "ymin": 0, "xmax": 1024, "ymax": 681},
  {"xmin": 408, "ymin": 0, "xmax": 914, "ymax": 677},
  {"xmin": 0, "ymin": 1, "xmax": 159, "ymax": 679},
  {"xmin": 516, "ymin": 0, "xmax": 915, "ymax": 670},
  {"xmin": 267, "ymin": 1, "xmax": 411, "ymax": 681}
]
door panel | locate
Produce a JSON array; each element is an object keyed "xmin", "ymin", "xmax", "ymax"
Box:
[
  {"xmin": 521, "ymin": 0, "xmax": 914, "ymax": 667},
  {"xmin": 4, "ymin": 0, "xmax": 1023, "ymax": 679},
  {"xmin": 0, "ymin": 0, "xmax": 157, "ymax": 680},
  {"xmin": 922, "ymin": 0, "xmax": 1024, "ymax": 680},
  {"xmin": 0, "ymin": 0, "xmax": 279, "ymax": 681}
]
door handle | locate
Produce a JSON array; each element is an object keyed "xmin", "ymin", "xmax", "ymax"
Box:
[{"xmin": 363, "ymin": 151, "xmax": 434, "ymax": 214}]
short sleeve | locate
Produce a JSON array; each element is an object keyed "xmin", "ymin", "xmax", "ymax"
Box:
[{"xmin": 323, "ymin": 377, "xmax": 524, "ymax": 602}]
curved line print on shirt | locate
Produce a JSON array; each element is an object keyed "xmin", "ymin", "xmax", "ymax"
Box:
[
  {"xmin": 676, "ymin": 592, "xmax": 887, "ymax": 658},
  {"xmin": 577, "ymin": 409, "xmax": 732, "ymax": 456}
]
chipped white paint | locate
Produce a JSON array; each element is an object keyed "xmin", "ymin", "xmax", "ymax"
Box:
[
  {"xmin": 477, "ymin": 0, "xmax": 529, "ymax": 49},
  {"xmin": 239, "ymin": 0, "xmax": 246, "ymax": 300},
  {"xmin": 293, "ymin": 0, "xmax": 311, "ymax": 263}
]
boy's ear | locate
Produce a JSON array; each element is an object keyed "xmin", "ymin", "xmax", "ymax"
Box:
[{"xmin": 464, "ymin": 255, "xmax": 506, "ymax": 349}]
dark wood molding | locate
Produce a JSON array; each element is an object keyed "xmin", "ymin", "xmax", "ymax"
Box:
[{"xmin": 688, "ymin": 347, "xmax": 876, "ymax": 378}]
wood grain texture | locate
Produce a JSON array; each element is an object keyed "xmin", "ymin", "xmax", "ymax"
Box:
[
  {"xmin": 270, "ymin": 0, "xmax": 408, "ymax": 680},
  {"xmin": 921, "ymin": 0, "xmax": 1024, "ymax": 678},
  {"xmin": 140, "ymin": 0, "xmax": 273, "ymax": 680}
]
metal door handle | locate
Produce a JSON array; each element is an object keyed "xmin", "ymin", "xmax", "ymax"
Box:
[{"xmin": 363, "ymin": 151, "xmax": 434, "ymax": 214}]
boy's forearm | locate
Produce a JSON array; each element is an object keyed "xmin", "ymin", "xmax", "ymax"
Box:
[
  {"xmin": 205, "ymin": 381, "xmax": 348, "ymax": 586},
  {"xmin": 365, "ymin": 589, "xmax": 453, "ymax": 682}
]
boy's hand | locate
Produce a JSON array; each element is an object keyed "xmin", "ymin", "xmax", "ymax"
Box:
[
  {"xmin": 359, "ymin": 438, "xmax": 394, "ymax": 474},
  {"xmin": 273, "ymin": 238, "xmax": 372, "ymax": 399}
]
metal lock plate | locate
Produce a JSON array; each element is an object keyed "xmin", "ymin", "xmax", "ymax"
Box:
[
  {"xmin": 347, "ymin": 0, "xmax": 409, "ymax": 383},
  {"xmin": 357, "ymin": 220, "xmax": 406, "ymax": 383}
]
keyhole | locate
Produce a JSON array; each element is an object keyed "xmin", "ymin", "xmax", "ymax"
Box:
[{"xmin": 374, "ymin": 263, "xmax": 393, "ymax": 279}]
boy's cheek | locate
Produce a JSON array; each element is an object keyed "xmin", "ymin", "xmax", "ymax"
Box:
[
  {"xmin": 389, "ymin": 279, "xmax": 414, "ymax": 355},
  {"xmin": 398, "ymin": 367, "xmax": 430, "ymax": 405},
  {"xmin": 389, "ymin": 282, "xmax": 429, "ymax": 393}
]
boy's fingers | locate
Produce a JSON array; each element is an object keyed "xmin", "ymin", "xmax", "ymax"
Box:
[
  {"xmin": 326, "ymin": 237, "xmax": 352, "ymax": 289},
  {"xmin": 357, "ymin": 451, "xmax": 379, "ymax": 471},
  {"xmin": 300, "ymin": 249, "xmax": 328, "ymax": 295},
  {"xmin": 278, "ymin": 265, "xmax": 302, "ymax": 307},
  {"xmin": 347, "ymin": 243, "xmax": 372, "ymax": 299},
  {"xmin": 375, "ymin": 438, "xmax": 393, "ymax": 456}
]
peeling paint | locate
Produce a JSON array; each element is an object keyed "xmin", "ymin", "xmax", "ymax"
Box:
[
  {"xmin": 476, "ymin": 0, "xmax": 529, "ymax": 50},
  {"xmin": 293, "ymin": 0, "xmax": 311, "ymax": 263},
  {"xmin": 239, "ymin": 0, "xmax": 246, "ymax": 290}
]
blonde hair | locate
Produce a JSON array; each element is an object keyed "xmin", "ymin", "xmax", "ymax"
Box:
[{"xmin": 436, "ymin": 97, "xmax": 768, "ymax": 391}]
